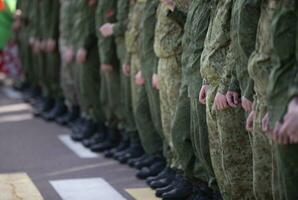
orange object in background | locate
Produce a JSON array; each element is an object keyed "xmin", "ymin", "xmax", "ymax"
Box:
[{"xmin": 0, "ymin": 0, "xmax": 5, "ymax": 11}]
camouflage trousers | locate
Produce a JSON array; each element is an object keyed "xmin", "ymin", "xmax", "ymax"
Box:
[
  {"xmin": 78, "ymin": 47, "xmax": 105, "ymax": 123},
  {"xmin": 19, "ymin": 37, "xmax": 36, "ymax": 86},
  {"xmin": 32, "ymin": 52, "xmax": 46, "ymax": 92},
  {"xmin": 130, "ymin": 53, "xmax": 163, "ymax": 155},
  {"xmin": 252, "ymin": 99, "xmax": 280, "ymax": 200},
  {"xmin": 60, "ymin": 57, "xmax": 78, "ymax": 108},
  {"xmin": 158, "ymin": 56, "xmax": 181, "ymax": 167},
  {"xmin": 100, "ymin": 63, "xmax": 121, "ymax": 128},
  {"xmin": 206, "ymin": 84, "xmax": 253, "ymax": 200},
  {"xmin": 190, "ymin": 95, "xmax": 216, "ymax": 188},
  {"xmin": 117, "ymin": 37, "xmax": 137, "ymax": 134},
  {"xmin": 274, "ymin": 143, "xmax": 298, "ymax": 200},
  {"xmin": 43, "ymin": 51, "xmax": 62, "ymax": 99},
  {"xmin": 171, "ymin": 83, "xmax": 205, "ymax": 180}
]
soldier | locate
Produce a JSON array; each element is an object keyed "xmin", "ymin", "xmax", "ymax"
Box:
[
  {"xmin": 16, "ymin": 0, "xmax": 39, "ymax": 98},
  {"xmin": 39, "ymin": 0, "xmax": 67, "ymax": 121},
  {"xmin": 89, "ymin": 0, "xmax": 122, "ymax": 152},
  {"xmin": 245, "ymin": 0, "xmax": 280, "ymax": 198},
  {"xmin": 132, "ymin": 0, "xmax": 166, "ymax": 179},
  {"xmin": 200, "ymin": 0, "xmax": 253, "ymax": 199},
  {"xmin": 151, "ymin": 0, "xmax": 198, "ymax": 199},
  {"xmin": 152, "ymin": 0, "xmax": 219, "ymax": 199},
  {"xmin": 154, "ymin": 0, "xmax": 185, "ymax": 174},
  {"xmin": 29, "ymin": 0, "xmax": 53, "ymax": 116},
  {"xmin": 263, "ymin": 0, "xmax": 298, "ymax": 199},
  {"xmin": 56, "ymin": 0, "xmax": 80, "ymax": 126},
  {"xmin": 99, "ymin": 0, "xmax": 144, "ymax": 163},
  {"xmin": 70, "ymin": 0, "xmax": 107, "ymax": 143}
]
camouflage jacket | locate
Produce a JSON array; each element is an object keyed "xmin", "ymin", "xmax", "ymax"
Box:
[
  {"xmin": 125, "ymin": 0, "xmax": 146, "ymax": 60},
  {"xmin": 200, "ymin": 0, "xmax": 233, "ymax": 88},
  {"xmin": 140, "ymin": 0, "xmax": 159, "ymax": 77},
  {"xmin": 96, "ymin": 0, "xmax": 118, "ymax": 64},
  {"xmin": 247, "ymin": 0, "xmax": 278, "ymax": 103},
  {"xmin": 176, "ymin": 0, "xmax": 211, "ymax": 98},
  {"xmin": 71, "ymin": 0, "xmax": 96, "ymax": 50},
  {"xmin": 267, "ymin": 0, "xmax": 297, "ymax": 127},
  {"xmin": 59, "ymin": 0, "xmax": 74, "ymax": 48},
  {"xmin": 223, "ymin": 0, "xmax": 260, "ymax": 100},
  {"xmin": 154, "ymin": 2, "xmax": 184, "ymax": 58},
  {"xmin": 40, "ymin": 0, "xmax": 60, "ymax": 40},
  {"xmin": 114, "ymin": 0, "xmax": 130, "ymax": 37}
]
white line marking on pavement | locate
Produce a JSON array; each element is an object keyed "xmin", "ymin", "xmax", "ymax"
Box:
[
  {"xmin": 50, "ymin": 178, "xmax": 127, "ymax": 200},
  {"xmin": 58, "ymin": 134, "xmax": 99, "ymax": 158}
]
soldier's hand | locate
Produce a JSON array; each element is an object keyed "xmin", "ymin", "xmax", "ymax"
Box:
[
  {"xmin": 100, "ymin": 23, "xmax": 114, "ymax": 37},
  {"xmin": 46, "ymin": 39, "xmax": 56, "ymax": 52},
  {"xmin": 214, "ymin": 92, "xmax": 229, "ymax": 110},
  {"xmin": 29, "ymin": 37, "xmax": 35, "ymax": 47},
  {"xmin": 272, "ymin": 122, "xmax": 291, "ymax": 145},
  {"xmin": 278, "ymin": 98, "xmax": 298, "ymax": 143},
  {"xmin": 152, "ymin": 73, "xmax": 159, "ymax": 90},
  {"xmin": 246, "ymin": 110, "xmax": 256, "ymax": 132},
  {"xmin": 163, "ymin": 0, "xmax": 176, "ymax": 11},
  {"xmin": 199, "ymin": 85, "xmax": 208, "ymax": 105},
  {"xmin": 33, "ymin": 40, "xmax": 41, "ymax": 53},
  {"xmin": 122, "ymin": 64, "xmax": 130, "ymax": 76},
  {"xmin": 40, "ymin": 40, "xmax": 47, "ymax": 52},
  {"xmin": 135, "ymin": 71, "xmax": 145, "ymax": 86},
  {"xmin": 262, "ymin": 112, "xmax": 269, "ymax": 133},
  {"xmin": 76, "ymin": 48, "xmax": 87, "ymax": 64},
  {"xmin": 242, "ymin": 96, "xmax": 253, "ymax": 113},
  {"xmin": 63, "ymin": 47, "xmax": 74, "ymax": 63},
  {"xmin": 12, "ymin": 19, "xmax": 21, "ymax": 32},
  {"xmin": 226, "ymin": 91, "xmax": 240, "ymax": 108},
  {"xmin": 101, "ymin": 64, "xmax": 113, "ymax": 72}
]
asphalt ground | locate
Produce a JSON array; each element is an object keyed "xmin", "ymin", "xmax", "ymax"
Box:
[{"xmin": 0, "ymin": 87, "xmax": 146, "ymax": 200}]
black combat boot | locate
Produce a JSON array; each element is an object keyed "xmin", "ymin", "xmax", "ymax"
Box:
[
  {"xmin": 82, "ymin": 122, "xmax": 107, "ymax": 147},
  {"xmin": 33, "ymin": 97, "xmax": 54, "ymax": 117},
  {"xmin": 43, "ymin": 99, "xmax": 67, "ymax": 121},
  {"xmin": 136, "ymin": 157, "xmax": 166, "ymax": 180},
  {"xmin": 90, "ymin": 128, "xmax": 121, "ymax": 152},
  {"xmin": 161, "ymin": 173, "xmax": 193, "ymax": 200},
  {"xmin": 56, "ymin": 105, "xmax": 80, "ymax": 126},
  {"xmin": 104, "ymin": 132, "xmax": 130, "ymax": 158},
  {"xmin": 71, "ymin": 119, "xmax": 97, "ymax": 141}
]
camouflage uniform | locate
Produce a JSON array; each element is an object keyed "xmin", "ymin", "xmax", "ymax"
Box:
[
  {"xmin": 96, "ymin": 0, "xmax": 120, "ymax": 128},
  {"xmin": 71, "ymin": 1, "xmax": 105, "ymax": 124},
  {"xmin": 59, "ymin": 0, "xmax": 78, "ymax": 108},
  {"xmin": 200, "ymin": 0, "xmax": 253, "ymax": 199},
  {"xmin": 113, "ymin": 0, "xmax": 137, "ymax": 136},
  {"xmin": 29, "ymin": 0, "xmax": 44, "ymax": 92},
  {"xmin": 267, "ymin": 0, "xmax": 298, "ymax": 199},
  {"xmin": 17, "ymin": 0, "xmax": 36, "ymax": 86},
  {"xmin": 154, "ymin": 2, "xmax": 186, "ymax": 168},
  {"xmin": 247, "ymin": 0, "xmax": 279, "ymax": 198},
  {"xmin": 134, "ymin": 0, "xmax": 164, "ymax": 155},
  {"xmin": 40, "ymin": 0, "xmax": 62, "ymax": 101},
  {"xmin": 168, "ymin": 0, "xmax": 216, "ymax": 187}
]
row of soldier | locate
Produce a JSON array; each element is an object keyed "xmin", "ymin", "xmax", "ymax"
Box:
[{"xmin": 14, "ymin": 0, "xmax": 298, "ymax": 199}]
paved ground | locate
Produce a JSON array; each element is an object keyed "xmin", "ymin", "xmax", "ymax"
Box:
[{"xmin": 0, "ymin": 87, "xmax": 146, "ymax": 200}]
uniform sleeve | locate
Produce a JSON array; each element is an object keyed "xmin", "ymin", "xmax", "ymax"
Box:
[
  {"xmin": 267, "ymin": 2, "xmax": 297, "ymax": 127},
  {"xmin": 218, "ymin": 43, "xmax": 234, "ymax": 94},
  {"xmin": 48, "ymin": 0, "xmax": 60, "ymax": 39},
  {"xmin": 229, "ymin": 67, "xmax": 240, "ymax": 92},
  {"xmin": 99, "ymin": 0, "xmax": 118, "ymax": 64},
  {"xmin": 236, "ymin": 0, "xmax": 260, "ymax": 100},
  {"xmin": 113, "ymin": 0, "xmax": 129, "ymax": 37}
]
